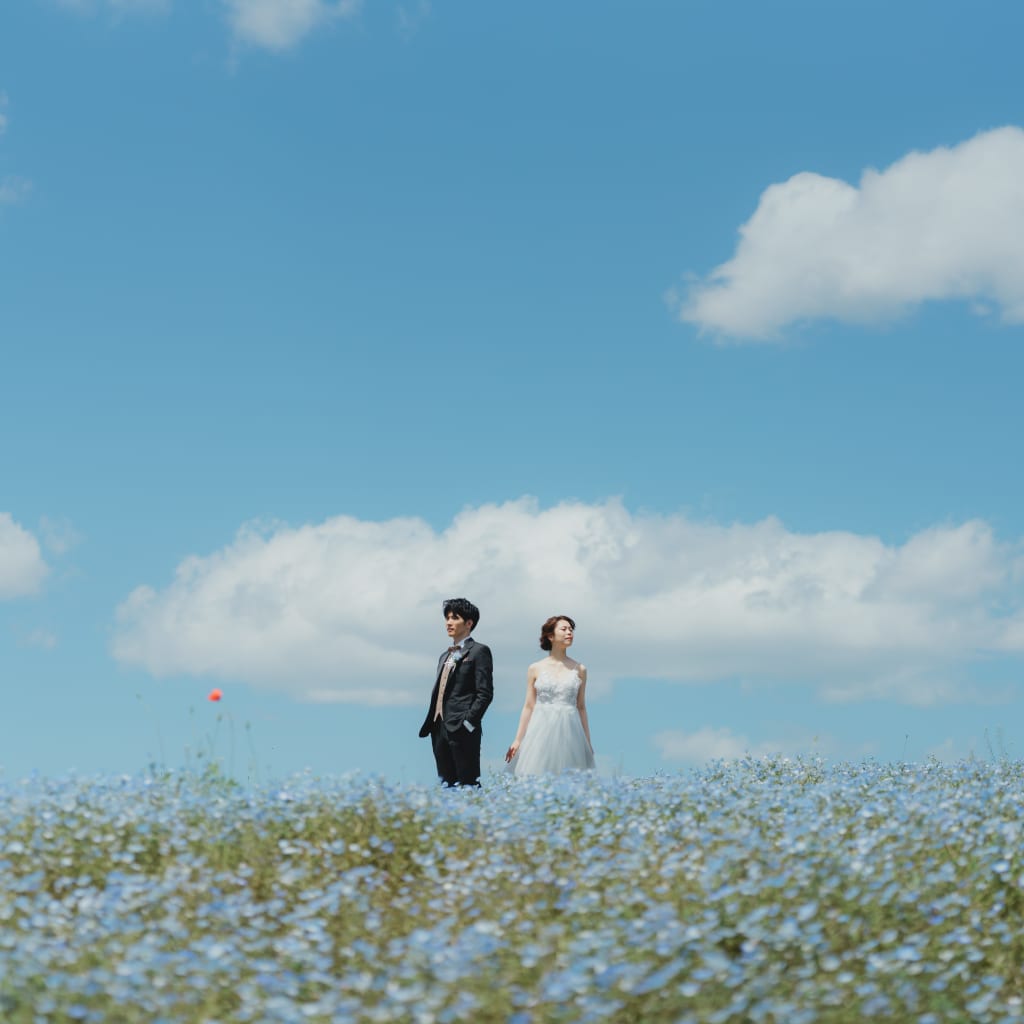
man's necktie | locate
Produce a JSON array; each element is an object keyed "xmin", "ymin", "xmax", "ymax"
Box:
[{"xmin": 433, "ymin": 646, "xmax": 460, "ymax": 722}]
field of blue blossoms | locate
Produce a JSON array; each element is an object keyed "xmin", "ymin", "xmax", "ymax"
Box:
[{"xmin": 2, "ymin": 758, "xmax": 1024, "ymax": 1023}]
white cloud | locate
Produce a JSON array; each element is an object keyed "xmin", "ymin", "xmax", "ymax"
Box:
[
  {"xmin": 22, "ymin": 627, "xmax": 58, "ymax": 650},
  {"xmin": 112, "ymin": 498, "xmax": 1024, "ymax": 707},
  {"xmin": 108, "ymin": 0, "xmax": 169, "ymax": 9},
  {"xmin": 926, "ymin": 736, "xmax": 968, "ymax": 762},
  {"xmin": 676, "ymin": 126, "xmax": 1024, "ymax": 339},
  {"xmin": 39, "ymin": 516, "xmax": 83, "ymax": 556},
  {"xmin": 397, "ymin": 1, "xmax": 431, "ymax": 40},
  {"xmin": 996, "ymin": 610, "xmax": 1024, "ymax": 653},
  {"xmin": 52, "ymin": 0, "xmax": 359, "ymax": 49},
  {"xmin": 653, "ymin": 726, "xmax": 793, "ymax": 763},
  {"xmin": 816, "ymin": 669, "xmax": 1015, "ymax": 708},
  {"xmin": 0, "ymin": 514, "xmax": 49, "ymax": 598},
  {"xmin": 54, "ymin": 0, "xmax": 171, "ymax": 14},
  {"xmin": 0, "ymin": 96, "xmax": 29, "ymax": 205},
  {"xmin": 0, "ymin": 177, "xmax": 32, "ymax": 206},
  {"xmin": 224, "ymin": 0, "xmax": 360, "ymax": 52}
]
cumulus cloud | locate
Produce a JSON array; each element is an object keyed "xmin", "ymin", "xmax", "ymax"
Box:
[
  {"xmin": 676, "ymin": 126, "xmax": 1024, "ymax": 339},
  {"xmin": 0, "ymin": 177, "xmax": 32, "ymax": 206},
  {"xmin": 224, "ymin": 0, "xmax": 360, "ymax": 52},
  {"xmin": 112, "ymin": 498, "xmax": 1024, "ymax": 706},
  {"xmin": 397, "ymin": 1, "xmax": 431, "ymax": 40},
  {"xmin": 21, "ymin": 627, "xmax": 58, "ymax": 650},
  {"xmin": 54, "ymin": 0, "xmax": 171, "ymax": 14},
  {"xmin": 108, "ymin": 0, "xmax": 169, "ymax": 9},
  {"xmin": 52, "ymin": 0, "xmax": 364, "ymax": 54},
  {"xmin": 0, "ymin": 94, "xmax": 29, "ymax": 206},
  {"xmin": 0, "ymin": 514, "xmax": 49, "ymax": 598},
  {"xmin": 39, "ymin": 516, "xmax": 83, "ymax": 556},
  {"xmin": 653, "ymin": 726, "xmax": 806, "ymax": 763}
]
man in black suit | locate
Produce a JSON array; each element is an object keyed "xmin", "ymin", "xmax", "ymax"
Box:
[{"xmin": 419, "ymin": 597, "xmax": 493, "ymax": 786}]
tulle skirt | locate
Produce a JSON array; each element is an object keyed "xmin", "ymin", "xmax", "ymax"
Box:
[{"xmin": 508, "ymin": 704, "xmax": 595, "ymax": 776}]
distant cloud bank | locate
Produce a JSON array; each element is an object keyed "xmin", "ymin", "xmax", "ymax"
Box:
[
  {"xmin": 0, "ymin": 177, "xmax": 32, "ymax": 206},
  {"xmin": 653, "ymin": 725, "xmax": 818, "ymax": 763},
  {"xmin": 224, "ymin": 0, "xmax": 361, "ymax": 52},
  {"xmin": 676, "ymin": 126, "xmax": 1024, "ymax": 339},
  {"xmin": 54, "ymin": 0, "xmax": 170, "ymax": 15},
  {"xmin": 0, "ymin": 514, "xmax": 48, "ymax": 598},
  {"xmin": 113, "ymin": 498, "xmax": 1024, "ymax": 706},
  {"xmin": 0, "ymin": 93, "xmax": 31, "ymax": 206},
  {"xmin": 53, "ymin": 0, "xmax": 363, "ymax": 52}
]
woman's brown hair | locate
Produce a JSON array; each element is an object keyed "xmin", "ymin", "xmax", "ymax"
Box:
[{"xmin": 539, "ymin": 615, "xmax": 576, "ymax": 651}]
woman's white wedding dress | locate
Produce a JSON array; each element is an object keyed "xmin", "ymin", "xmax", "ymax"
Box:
[{"xmin": 508, "ymin": 666, "xmax": 595, "ymax": 776}]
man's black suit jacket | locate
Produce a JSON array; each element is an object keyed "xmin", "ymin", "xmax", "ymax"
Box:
[{"xmin": 419, "ymin": 636, "xmax": 494, "ymax": 737}]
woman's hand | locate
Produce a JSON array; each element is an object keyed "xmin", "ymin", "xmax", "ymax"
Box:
[{"xmin": 505, "ymin": 741, "xmax": 520, "ymax": 763}]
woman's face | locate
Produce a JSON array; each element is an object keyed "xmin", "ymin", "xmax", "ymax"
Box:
[{"xmin": 552, "ymin": 619, "xmax": 574, "ymax": 648}]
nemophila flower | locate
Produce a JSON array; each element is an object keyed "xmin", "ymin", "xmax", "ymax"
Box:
[{"xmin": 3, "ymin": 761, "xmax": 1024, "ymax": 1022}]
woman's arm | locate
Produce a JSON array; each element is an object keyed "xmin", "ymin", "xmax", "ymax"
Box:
[
  {"xmin": 505, "ymin": 667, "xmax": 538, "ymax": 762},
  {"xmin": 577, "ymin": 666, "xmax": 593, "ymax": 751}
]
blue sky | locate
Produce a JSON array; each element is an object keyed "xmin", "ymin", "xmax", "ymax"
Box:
[{"xmin": 3, "ymin": 0, "xmax": 1024, "ymax": 783}]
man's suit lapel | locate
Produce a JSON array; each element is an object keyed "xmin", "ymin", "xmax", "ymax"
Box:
[
  {"xmin": 456, "ymin": 637, "xmax": 476, "ymax": 679},
  {"xmin": 436, "ymin": 636, "xmax": 475, "ymax": 683}
]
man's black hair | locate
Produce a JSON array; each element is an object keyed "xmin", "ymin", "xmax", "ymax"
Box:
[{"xmin": 443, "ymin": 597, "xmax": 480, "ymax": 631}]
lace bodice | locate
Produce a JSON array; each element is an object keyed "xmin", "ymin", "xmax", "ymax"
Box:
[
  {"xmin": 511, "ymin": 664, "xmax": 595, "ymax": 775},
  {"xmin": 534, "ymin": 667, "xmax": 581, "ymax": 709}
]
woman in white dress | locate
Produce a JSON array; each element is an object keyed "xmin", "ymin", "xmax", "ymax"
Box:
[{"xmin": 505, "ymin": 615, "xmax": 595, "ymax": 775}]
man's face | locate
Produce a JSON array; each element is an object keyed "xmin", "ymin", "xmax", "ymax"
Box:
[{"xmin": 445, "ymin": 612, "xmax": 473, "ymax": 643}]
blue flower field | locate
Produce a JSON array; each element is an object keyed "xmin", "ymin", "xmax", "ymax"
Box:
[{"xmin": 2, "ymin": 758, "xmax": 1023, "ymax": 1022}]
